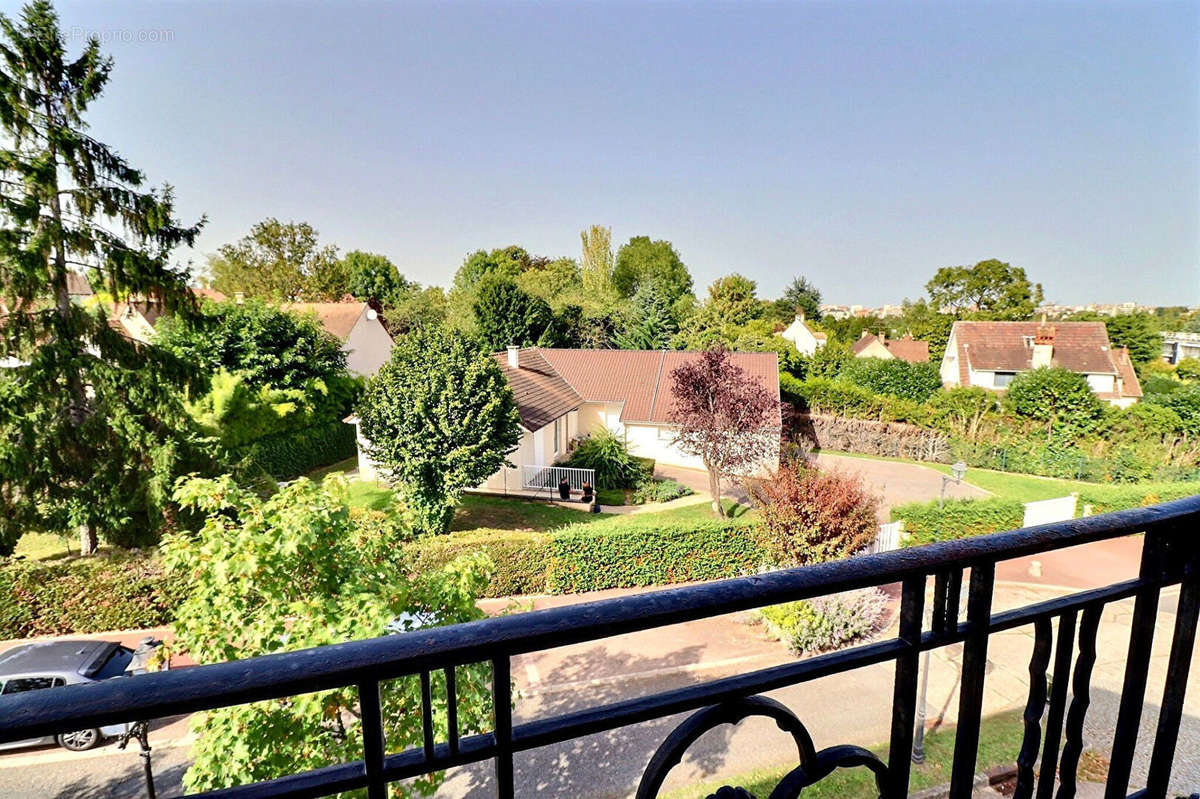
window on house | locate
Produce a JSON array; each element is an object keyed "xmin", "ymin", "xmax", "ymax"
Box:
[
  {"xmin": 1022, "ymin": 336, "xmax": 1034, "ymax": 347},
  {"xmin": 554, "ymin": 418, "xmax": 561, "ymax": 453},
  {"xmin": 993, "ymin": 371, "xmax": 1017, "ymax": 388}
]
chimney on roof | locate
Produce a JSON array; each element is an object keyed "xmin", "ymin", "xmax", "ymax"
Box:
[
  {"xmin": 795, "ymin": 311, "xmax": 805, "ymax": 323},
  {"xmin": 507, "ymin": 345, "xmax": 520, "ymax": 368},
  {"xmin": 1032, "ymin": 317, "xmax": 1055, "ymax": 369},
  {"xmin": 878, "ymin": 330, "xmax": 886, "ymax": 344},
  {"xmin": 860, "ymin": 330, "xmax": 870, "ymax": 339}
]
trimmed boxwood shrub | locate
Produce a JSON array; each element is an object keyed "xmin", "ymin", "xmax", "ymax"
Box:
[
  {"xmin": 546, "ymin": 517, "xmax": 768, "ymax": 593},
  {"xmin": 893, "ymin": 498, "xmax": 1025, "ymax": 546},
  {"xmin": 1075, "ymin": 482, "xmax": 1200, "ymax": 515},
  {"xmin": 403, "ymin": 530, "xmax": 550, "ymax": 598},
  {"xmin": 238, "ymin": 419, "xmax": 357, "ymax": 480},
  {"xmin": 0, "ymin": 553, "xmax": 187, "ymax": 640}
]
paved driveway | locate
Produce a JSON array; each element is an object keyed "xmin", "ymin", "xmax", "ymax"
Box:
[{"xmin": 659, "ymin": 454, "xmax": 990, "ymax": 516}]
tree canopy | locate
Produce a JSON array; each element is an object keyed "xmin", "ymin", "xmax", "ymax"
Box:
[
  {"xmin": 1005, "ymin": 367, "xmax": 1105, "ymax": 436},
  {"xmin": 155, "ymin": 300, "xmax": 347, "ymax": 390},
  {"xmin": 613, "ymin": 236, "xmax": 693, "ymax": 303},
  {"xmin": 925, "ymin": 259, "xmax": 1043, "ymax": 318},
  {"xmin": 343, "ymin": 250, "xmax": 415, "ymax": 306},
  {"xmin": 355, "ymin": 327, "xmax": 522, "ymax": 533},
  {"xmin": 165, "ymin": 475, "xmax": 494, "ymax": 796},
  {"xmin": 0, "ymin": 1, "xmax": 212, "ymax": 554},
  {"xmin": 472, "ymin": 277, "xmax": 556, "ymax": 351},
  {"xmin": 769, "ymin": 276, "xmax": 823, "ymax": 323},
  {"xmin": 1104, "ymin": 313, "xmax": 1161, "ymax": 365},
  {"xmin": 210, "ymin": 219, "xmax": 343, "ymax": 301}
]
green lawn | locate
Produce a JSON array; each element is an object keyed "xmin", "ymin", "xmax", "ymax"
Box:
[
  {"xmin": 663, "ymin": 710, "xmax": 1025, "ymax": 799},
  {"xmin": 646, "ymin": 497, "xmax": 751, "ymax": 522},
  {"xmin": 12, "ymin": 532, "xmax": 77, "ymax": 562},
  {"xmin": 306, "ymin": 456, "xmax": 358, "ymax": 481}
]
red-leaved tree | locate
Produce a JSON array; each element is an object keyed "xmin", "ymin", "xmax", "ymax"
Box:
[
  {"xmin": 669, "ymin": 347, "xmax": 780, "ymax": 516},
  {"xmin": 748, "ymin": 460, "xmax": 879, "ymax": 565}
]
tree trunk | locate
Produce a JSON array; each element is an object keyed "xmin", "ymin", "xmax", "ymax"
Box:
[
  {"xmin": 707, "ymin": 462, "xmax": 725, "ymax": 517},
  {"xmin": 78, "ymin": 523, "xmax": 97, "ymax": 556}
]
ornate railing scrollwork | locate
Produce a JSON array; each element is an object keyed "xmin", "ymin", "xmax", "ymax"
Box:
[{"xmin": 636, "ymin": 696, "xmax": 888, "ymax": 799}]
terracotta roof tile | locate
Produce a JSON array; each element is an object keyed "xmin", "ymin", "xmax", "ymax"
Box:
[
  {"xmin": 1112, "ymin": 347, "xmax": 1143, "ymax": 398},
  {"xmin": 283, "ymin": 302, "xmax": 368, "ymax": 340},
  {"xmin": 493, "ymin": 349, "xmax": 582, "ymax": 431},
  {"xmin": 952, "ymin": 321, "xmax": 1117, "ymax": 374},
  {"xmin": 852, "ymin": 333, "xmax": 883, "ymax": 355},
  {"xmin": 885, "ymin": 334, "xmax": 930, "ymax": 363},
  {"xmin": 505, "ymin": 348, "xmax": 781, "ymax": 428}
]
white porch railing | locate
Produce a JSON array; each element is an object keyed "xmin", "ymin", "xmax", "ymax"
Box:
[
  {"xmin": 521, "ymin": 465, "xmax": 596, "ymax": 495},
  {"xmin": 864, "ymin": 520, "xmax": 903, "ymax": 555}
]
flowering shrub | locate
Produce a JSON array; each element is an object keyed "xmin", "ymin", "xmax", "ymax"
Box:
[
  {"xmin": 759, "ymin": 588, "xmax": 889, "ymax": 655},
  {"xmin": 748, "ymin": 461, "xmax": 879, "ymax": 565}
]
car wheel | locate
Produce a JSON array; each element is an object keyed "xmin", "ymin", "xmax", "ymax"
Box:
[{"xmin": 57, "ymin": 729, "xmax": 101, "ymax": 751}]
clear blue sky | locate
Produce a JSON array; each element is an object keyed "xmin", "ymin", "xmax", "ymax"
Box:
[{"xmin": 57, "ymin": 0, "xmax": 1199, "ymax": 306}]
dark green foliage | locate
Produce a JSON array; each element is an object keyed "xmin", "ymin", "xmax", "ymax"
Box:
[
  {"xmin": 836, "ymin": 358, "xmax": 942, "ymax": 403},
  {"xmin": 0, "ymin": 553, "xmax": 187, "ymax": 639},
  {"xmin": 546, "ymin": 517, "xmax": 765, "ymax": 593},
  {"xmin": 925, "ymin": 387, "xmax": 998, "ymax": 439},
  {"xmin": 1175, "ymin": 358, "xmax": 1200, "ymax": 382},
  {"xmin": 356, "ymin": 327, "xmax": 522, "ymax": 533},
  {"xmin": 472, "ymin": 277, "xmax": 556, "ymax": 350},
  {"xmin": 631, "ymin": 478, "xmax": 693, "ymax": 504},
  {"xmin": 786, "ymin": 377, "xmax": 931, "ymax": 425},
  {"xmin": 1004, "ymin": 367, "xmax": 1105, "ymax": 435},
  {"xmin": 895, "ymin": 498, "xmax": 1026, "ymax": 546},
  {"xmin": 1145, "ymin": 383, "xmax": 1200, "ymax": 435},
  {"xmin": 156, "ymin": 300, "xmax": 347, "ymax": 390},
  {"xmin": 0, "ymin": 3, "xmax": 215, "ymax": 554},
  {"xmin": 768, "ymin": 276, "xmax": 823, "ymax": 323},
  {"xmin": 787, "ymin": 342, "xmax": 853, "ymax": 381},
  {"xmin": 1104, "ymin": 313, "xmax": 1161, "ymax": 365},
  {"xmin": 560, "ymin": 429, "xmax": 649, "ymax": 488},
  {"xmin": 236, "ymin": 420, "xmax": 357, "ymax": 480},
  {"xmin": 615, "ymin": 283, "xmax": 679, "ymax": 350},
  {"xmin": 343, "ymin": 250, "xmax": 415, "ymax": 306},
  {"xmin": 612, "ymin": 236, "xmax": 693, "ymax": 302}
]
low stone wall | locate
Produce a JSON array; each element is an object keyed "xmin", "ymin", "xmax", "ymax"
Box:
[{"xmin": 791, "ymin": 413, "xmax": 950, "ymax": 463}]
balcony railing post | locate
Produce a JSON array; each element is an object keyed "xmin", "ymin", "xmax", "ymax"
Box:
[
  {"xmin": 1104, "ymin": 529, "xmax": 1169, "ymax": 799},
  {"xmin": 949, "ymin": 563, "xmax": 995, "ymax": 798},
  {"xmin": 358, "ymin": 680, "xmax": 387, "ymax": 799},
  {"xmin": 1144, "ymin": 535, "xmax": 1199, "ymax": 797},
  {"xmin": 493, "ymin": 657, "xmax": 515, "ymax": 799},
  {"xmin": 885, "ymin": 575, "xmax": 925, "ymax": 798}
]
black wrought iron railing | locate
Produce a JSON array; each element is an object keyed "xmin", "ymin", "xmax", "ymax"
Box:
[{"xmin": 1, "ymin": 497, "xmax": 1198, "ymax": 799}]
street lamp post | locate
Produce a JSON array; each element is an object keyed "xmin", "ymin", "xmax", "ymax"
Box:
[
  {"xmin": 939, "ymin": 460, "xmax": 967, "ymax": 509},
  {"xmin": 912, "ymin": 647, "xmax": 932, "ymax": 764}
]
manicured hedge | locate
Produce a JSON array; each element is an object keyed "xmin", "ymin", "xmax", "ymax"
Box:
[
  {"xmin": 403, "ymin": 530, "xmax": 551, "ymax": 598},
  {"xmin": 546, "ymin": 517, "xmax": 768, "ymax": 593},
  {"xmin": 238, "ymin": 420, "xmax": 357, "ymax": 480},
  {"xmin": 0, "ymin": 553, "xmax": 186, "ymax": 640},
  {"xmin": 1075, "ymin": 482, "xmax": 1200, "ymax": 515},
  {"xmin": 893, "ymin": 498, "xmax": 1025, "ymax": 546}
]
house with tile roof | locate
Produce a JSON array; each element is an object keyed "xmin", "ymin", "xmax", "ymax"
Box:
[
  {"xmin": 779, "ymin": 313, "xmax": 827, "ymax": 355},
  {"xmin": 284, "ymin": 301, "xmax": 393, "ymax": 376},
  {"xmin": 939, "ymin": 320, "xmax": 1141, "ymax": 407},
  {"xmin": 351, "ymin": 346, "xmax": 782, "ymax": 493},
  {"xmin": 851, "ymin": 331, "xmax": 931, "ymax": 364}
]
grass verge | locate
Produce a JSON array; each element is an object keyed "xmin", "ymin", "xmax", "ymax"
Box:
[{"xmin": 662, "ymin": 709, "xmax": 1024, "ymax": 799}]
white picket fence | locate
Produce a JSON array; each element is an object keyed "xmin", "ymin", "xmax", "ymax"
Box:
[{"xmin": 521, "ymin": 465, "xmax": 596, "ymax": 494}]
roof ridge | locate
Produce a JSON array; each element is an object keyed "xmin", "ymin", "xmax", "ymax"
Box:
[
  {"xmin": 531, "ymin": 347, "xmax": 585, "ymax": 404},
  {"xmin": 647, "ymin": 350, "xmax": 666, "ymax": 420}
]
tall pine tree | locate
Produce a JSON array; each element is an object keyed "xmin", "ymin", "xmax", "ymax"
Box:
[{"xmin": 0, "ymin": 1, "xmax": 209, "ymax": 555}]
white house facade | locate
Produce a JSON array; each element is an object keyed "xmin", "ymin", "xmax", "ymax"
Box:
[
  {"xmin": 779, "ymin": 313, "xmax": 826, "ymax": 356},
  {"xmin": 285, "ymin": 302, "xmax": 394, "ymax": 377},
  {"xmin": 350, "ymin": 347, "xmax": 782, "ymax": 493}
]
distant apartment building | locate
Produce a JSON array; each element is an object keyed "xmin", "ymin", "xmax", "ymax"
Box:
[{"xmin": 1162, "ymin": 331, "xmax": 1200, "ymax": 364}]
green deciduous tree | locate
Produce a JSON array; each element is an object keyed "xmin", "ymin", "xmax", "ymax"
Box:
[
  {"xmin": 1004, "ymin": 367, "xmax": 1105, "ymax": 436},
  {"xmin": 343, "ymin": 250, "xmax": 414, "ymax": 306},
  {"xmin": 356, "ymin": 328, "xmax": 522, "ymax": 533},
  {"xmin": 1104, "ymin": 313, "xmax": 1160, "ymax": 365},
  {"xmin": 0, "ymin": 1, "xmax": 211, "ymax": 555},
  {"xmin": 1176, "ymin": 358, "xmax": 1200, "ymax": 382},
  {"xmin": 925, "ymin": 259, "xmax": 1043, "ymax": 318},
  {"xmin": 210, "ymin": 219, "xmax": 342, "ymax": 301},
  {"xmin": 612, "ymin": 236, "xmax": 693, "ymax": 303},
  {"xmin": 473, "ymin": 277, "xmax": 556, "ymax": 351},
  {"xmin": 672, "ymin": 273, "xmax": 763, "ymax": 350},
  {"xmin": 580, "ymin": 224, "xmax": 620, "ymax": 306},
  {"xmin": 155, "ymin": 300, "xmax": 346, "ymax": 389},
  {"xmin": 925, "ymin": 387, "xmax": 998, "ymax": 441},
  {"xmin": 384, "ymin": 285, "xmax": 448, "ymax": 335},
  {"xmin": 164, "ymin": 474, "xmax": 495, "ymax": 796}
]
